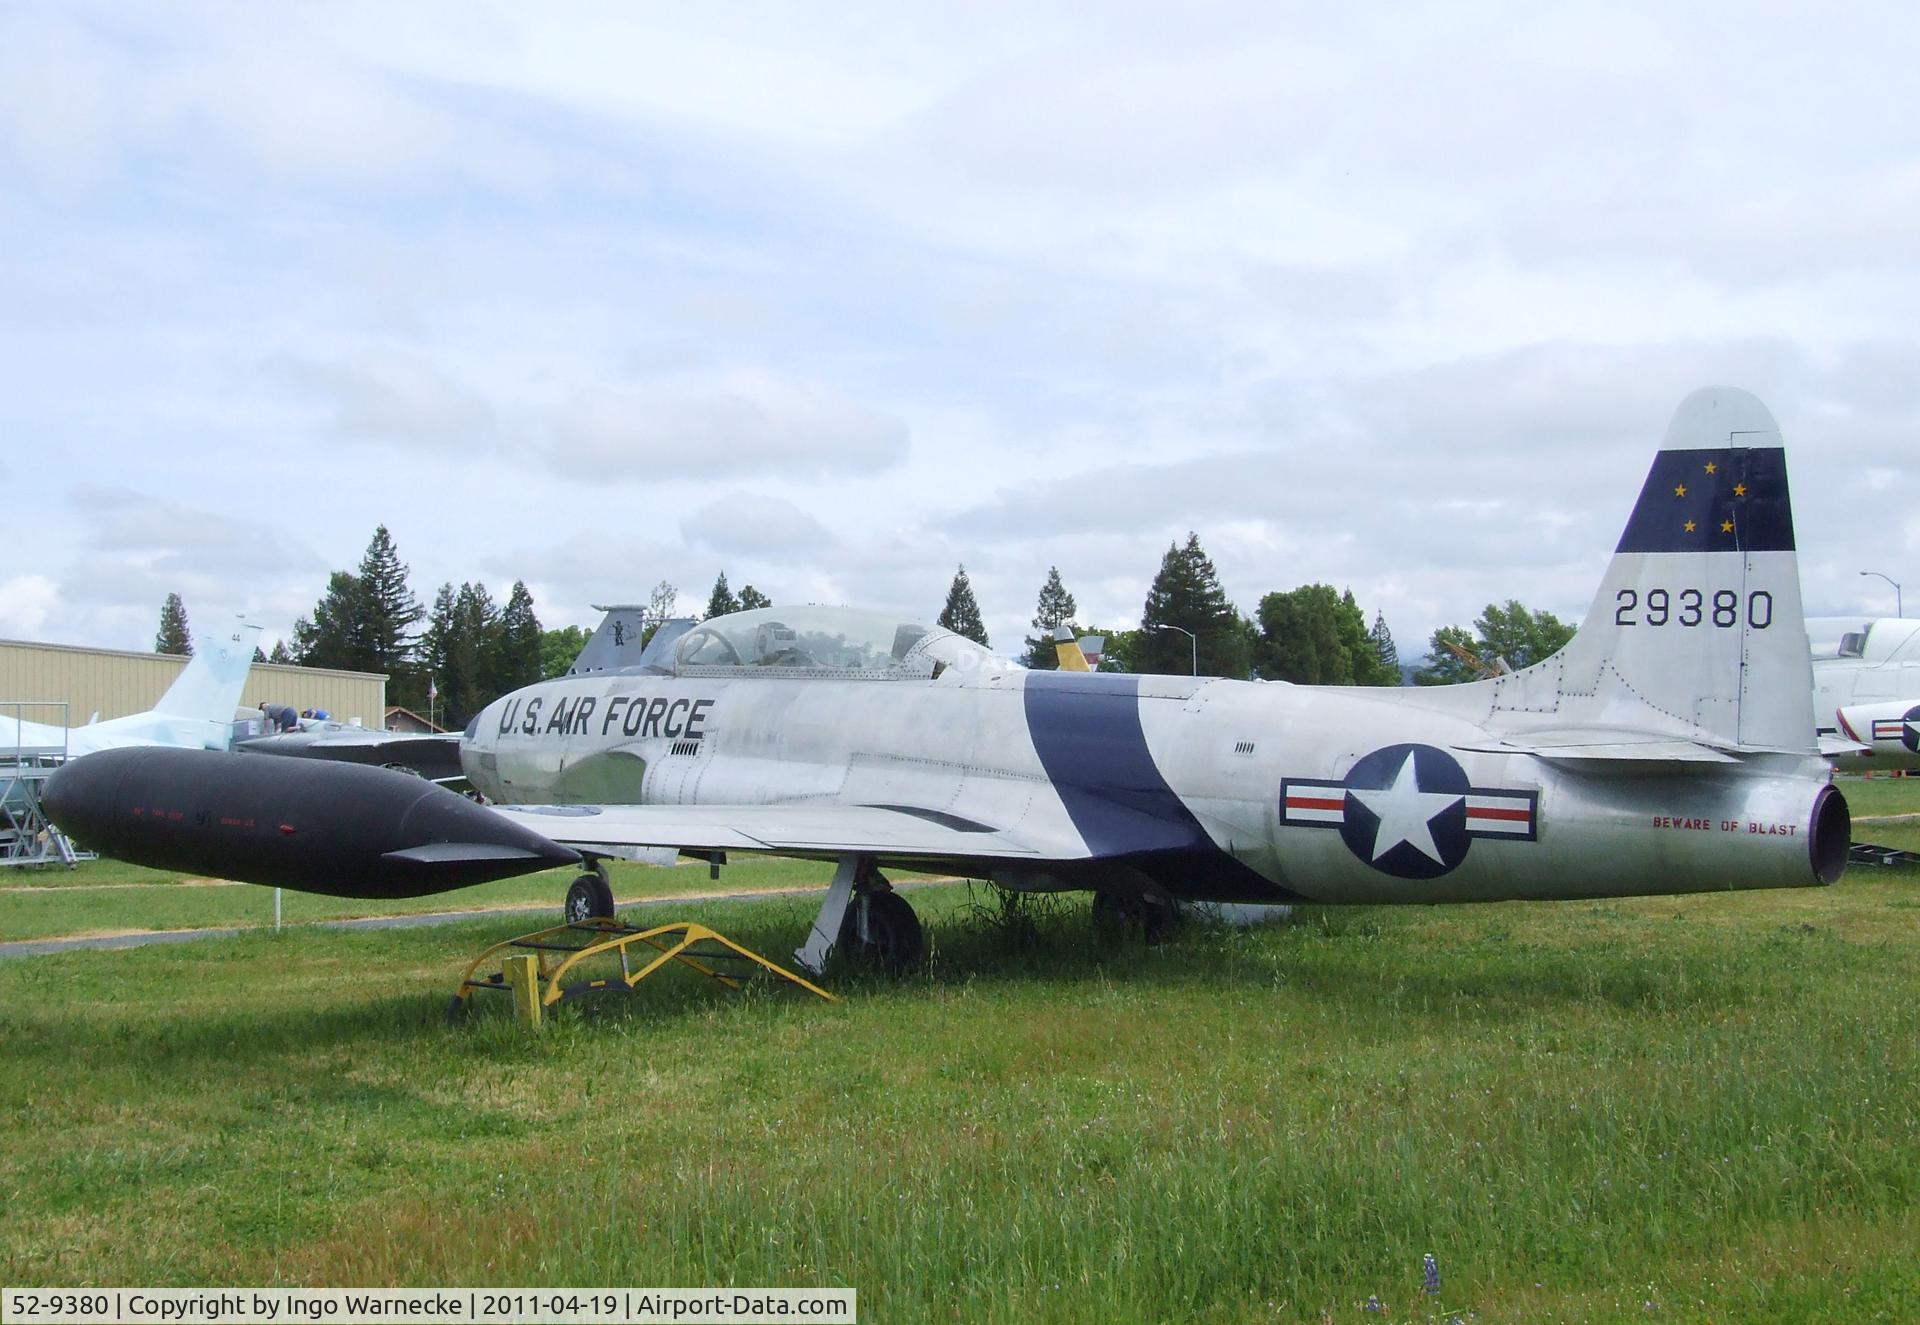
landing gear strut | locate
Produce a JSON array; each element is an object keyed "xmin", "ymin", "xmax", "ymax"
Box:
[
  {"xmin": 564, "ymin": 859, "xmax": 616, "ymax": 923},
  {"xmin": 794, "ymin": 855, "xmax": 924, "ymax": 975},
  {"xmin": 1093, "ymin": 889, "xmax": 1180, "ymax": 943}
]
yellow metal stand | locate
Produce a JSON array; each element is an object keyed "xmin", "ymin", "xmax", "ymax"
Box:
[{"xmin": 451, "ymin": 918, "xmax": 837, "ymax": 1025}]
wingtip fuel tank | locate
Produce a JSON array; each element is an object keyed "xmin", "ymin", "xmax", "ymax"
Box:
[{"xmin": 42, "ymin": 747, "xmax": 580, "ymax": 897}]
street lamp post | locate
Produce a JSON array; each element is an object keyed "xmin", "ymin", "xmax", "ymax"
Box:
[
  {"xmin": 1155, "ymin": 624, "xmax": 1198, "ymax": 676},
  {"xmin": 1859, "ymin": 570, "xmax": 1904, "ymax": 618}
]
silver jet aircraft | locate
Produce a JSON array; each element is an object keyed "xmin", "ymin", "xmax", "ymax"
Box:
[
  {"xmin": 463, "ymin": 386, "xmax": 1847, "ymax": 973},
  {"xmin": 1806, "ymin": 617, "xmax": 1920, "ymax": 772}
]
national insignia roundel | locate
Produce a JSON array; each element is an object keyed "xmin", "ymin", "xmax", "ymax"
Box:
[{"xmin": 1279, "ymin": 743, "xmax": 1538, "ymax": 879}]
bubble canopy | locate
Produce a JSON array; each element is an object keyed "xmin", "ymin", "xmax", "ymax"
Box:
[{"xmin": 670, "ymin": 606, "xmax": 1012, "ymax": 679}]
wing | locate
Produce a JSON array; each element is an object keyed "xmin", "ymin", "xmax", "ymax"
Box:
[
  {"xmin": 238, "ymin": 732, "xmax": 467, "ymax": 782},
  {"xmin": 490, "ymin": 801, "xmax": 1071, "ymax": 869},
  {"xmin": 300, "ymin": 733, "xmax": 461, "ymax": 761}
]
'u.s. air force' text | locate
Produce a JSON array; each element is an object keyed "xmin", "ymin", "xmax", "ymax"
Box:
[{"xmin": 499, "ymin": 694, "xmax": 715, "ymax": 740}]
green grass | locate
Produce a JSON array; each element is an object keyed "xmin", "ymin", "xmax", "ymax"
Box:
[
  {"xmin": 0, "ymin": 857, "xmax": 862, "ymax": 944},
  {"xmin": 2, "ymin": 862, "xmax": 1918, "ymax": 1322},
  {"xmin": 1837, "ymin": 774, "xmax": 1920, "ymax": 857}
]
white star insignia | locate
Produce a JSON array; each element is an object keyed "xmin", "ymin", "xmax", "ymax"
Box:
[{"xmin": 1348, "ymin": 752, "xmax": 1463, "ymax": 864}]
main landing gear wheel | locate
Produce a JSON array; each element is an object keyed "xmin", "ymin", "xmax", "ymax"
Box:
[
  {"xmin": 564, "ymin": 870, "xmax": 616, "ymax": 923},
  {"xmin": 845, "ymin": 889, "xmax": 924, "ymax": 973},
  {"xmin": 1093, "ymin": 889, "xmax": 1180, "ymax": 944}
]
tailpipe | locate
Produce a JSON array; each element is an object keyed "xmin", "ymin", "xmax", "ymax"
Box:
[{"xmin": 1810, "ymin": 782, "xmax": 1849, "ymax": 885}]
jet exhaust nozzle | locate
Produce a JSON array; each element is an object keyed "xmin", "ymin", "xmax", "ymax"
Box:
[{"xmin": 42, "ymin": 746, "xmax": 579, "ymax": 898}]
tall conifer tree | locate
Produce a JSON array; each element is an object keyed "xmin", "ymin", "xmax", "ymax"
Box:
[
  {"xmin": 1138, "ymin": 533, "xmax": 1248, "ymax": 677},
  {"xmin": 938, "ymin": 565, "xmax": 989, "ymax": 646},
  {"xmin": 356, "ymin": 525, "xmax": 425, "ymax": 707},
  {"xmin": 493, "ymin": 581, "xmax": 544, "ymax": 694},
  {"xmin": 705, "ymin": 572, "xmax": 741, "ymax": 619},
  {"xmin": 1371, "ymin": 611, "xmax": 1399, "ymax": 679},
  {"xmin": 292, "ymin": 571, "xmax": 373, "ymax": 670},
  {"xmin": 154, "ymin": 593, "xmax": 192, "ymax": 655}
]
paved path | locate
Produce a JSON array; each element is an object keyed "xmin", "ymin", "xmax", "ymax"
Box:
[{"xmin": 0, "ymin": 878, "xmax": 957, "ymax": 961}]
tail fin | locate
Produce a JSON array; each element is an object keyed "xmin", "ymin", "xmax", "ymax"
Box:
[
  {"xmin": 1052, "ymin": 626, "xmax": 1093, "ymax": 672},
  {"xmin": 567, "ymin": 605, "xmax": 653, "ymax": 674},
  {"xmin": 153, "ymin": 622, "xmax": 263, "ymax": 720},
  {"xmin": 568, "ymin": 606, "xmax": 698, "ymax": 675},
  {"xmin": 1486, "ymin": 387, "xmax": 1814, "ymax": 752}
]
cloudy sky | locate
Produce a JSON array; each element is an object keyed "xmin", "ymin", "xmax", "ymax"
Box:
[{"xmin": 4, "ymin": 3, "xmax": 1917, "ymax": 662}]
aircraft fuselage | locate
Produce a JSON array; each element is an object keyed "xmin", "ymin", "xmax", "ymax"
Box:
[{"xmin": 466, "ymin": 667, "xmax": 1842, "ymax": 905}]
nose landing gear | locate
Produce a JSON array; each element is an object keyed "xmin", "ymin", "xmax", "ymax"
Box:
[{"xmin": 563, "ymin": 859, "xmax": 617, "ymax": 922}]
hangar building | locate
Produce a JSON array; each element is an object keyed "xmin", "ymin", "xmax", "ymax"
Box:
[{"xmin": 0, "ymin": 638, "xmax": 388, "ymax": 731}]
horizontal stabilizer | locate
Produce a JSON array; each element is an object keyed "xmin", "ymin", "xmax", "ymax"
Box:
[
  {"xmin": 1455, "ymin": 737, "xmax": 1741, "ymax": 768},
  {"xmin": 1819, "ymin": 733, "xmax": 1870, "ymax": 758}
]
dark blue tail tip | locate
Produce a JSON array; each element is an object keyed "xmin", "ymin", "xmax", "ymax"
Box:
[{"xmin": 1615, "ymin": 446, "xmax": 1794, "ymax": 554}]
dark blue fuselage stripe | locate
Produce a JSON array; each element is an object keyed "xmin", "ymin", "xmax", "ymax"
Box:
[
  {"xmin": 1021, "ymin": 672, "xmax": 1302, "ymax": 902},
  {"xmin": 1021, "ymin": 672, "xmax": 1212, "ymax": 856}
]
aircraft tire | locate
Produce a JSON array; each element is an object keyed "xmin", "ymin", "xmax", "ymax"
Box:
[
  {"xmin": 1140, "ymin": 896, "xmax": 1181, "ymax": 943},
  {"xmin": 1093, "ymin": 889, "xmax": 1180, "ymax": 944},
  {"xmin": 564, "ymin": 872, "xmax": 616, "ymax": 923},
  {"xmin": 854, "ymin": 889, "xmax": 924, "ymax": 973}
]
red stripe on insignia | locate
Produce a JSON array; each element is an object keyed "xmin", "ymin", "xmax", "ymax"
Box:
[
  {"xmin": 1467, "ymin": 806, "xmax": 1531, "ymax": 823},
  {"xmin": 1287, "ymin": 796, "xmax": 1345, "ymax": 812}
]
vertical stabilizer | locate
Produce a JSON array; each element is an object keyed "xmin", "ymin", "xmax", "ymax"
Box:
[
  {"xmin": 568, "ymin": 606, "xmax": 698, "ymax": 675},
  {"xmin": 1052, "ymin": 625, "xmax": 1093, "ymax": 672},
  {"xmin": 567, "ymin": 605, "xmax": 653, "ymax": 674},
  {"xmin": 1487, "ymin": 387, "xmax": 1814, "ymax": 751},
  {"xmin": 153, "ymin": 623, "xmax": 264, "ymax": 720}
]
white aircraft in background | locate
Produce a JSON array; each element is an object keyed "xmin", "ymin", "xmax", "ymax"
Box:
[
  {"xmin": 2, "ymin": 623, "xmax": 262, "ymax": 759},
  {"xmin": 1809, "ymin": 616, "xmax": 1920, "ymax": 770}
]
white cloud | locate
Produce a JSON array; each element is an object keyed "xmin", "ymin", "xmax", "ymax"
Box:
[
  {"xmin": 7, "ymin": 2, "xmax": 1920, "ymax": 666},
  {"xmin": 680, "ymin": 493, "xmax": 839, "ymax": 558},
  {"xmin": 269, "ymin": 352, "xmax": 498, "ymax": 451},
  {"xmin": 546, "ymin": 372, "xmax": 909, "ymax": 479},
  {"xmin": 0, "ymin": 575, "xmax": 59, "ymax": 639}
]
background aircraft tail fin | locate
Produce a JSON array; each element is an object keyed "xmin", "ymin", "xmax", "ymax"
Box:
[
  {"xmin": 1052, "ymin": 626, "xmax": 1093, "ymax": 672},
  {"xmin": 567, "ymin": 605, "xmax": 654, "ymax": 674},
  {"xmin": 153, "ymin": 623, "xmax": 263, "ymax": 720},
  {"xmin": 1485, "ymin": 387, "xmax": 1815, "ymax": 752},
  {"xmin": 569, "ymin": 606, "xmax": 700, "ymax": 675}
]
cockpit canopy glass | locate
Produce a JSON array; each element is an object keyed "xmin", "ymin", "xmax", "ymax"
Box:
[{"xmin": 671, "ymin": 605, "xmax": 1011, "ymax": 679}]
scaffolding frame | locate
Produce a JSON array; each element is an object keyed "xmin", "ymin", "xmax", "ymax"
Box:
[{"xmin": 1, "ymin": 701, "xmax": 90, "ymax": 868}]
